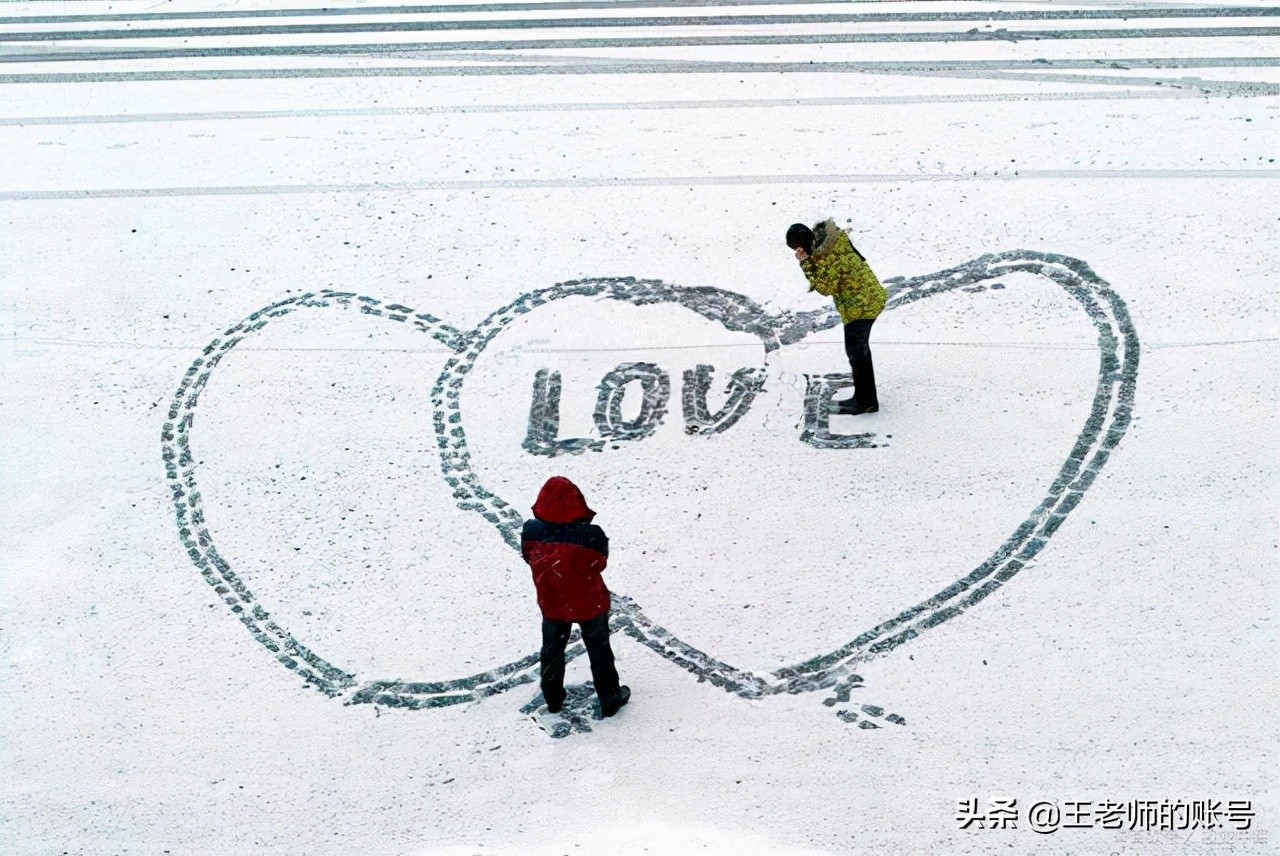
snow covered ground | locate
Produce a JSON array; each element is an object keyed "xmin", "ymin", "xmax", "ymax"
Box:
[{"xmin": 1, "ymin": 0, "xmax": 1277, "ymax": 853}]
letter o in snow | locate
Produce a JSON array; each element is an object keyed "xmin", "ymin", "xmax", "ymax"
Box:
[{"xmin": 593, "ymin": 362, "xmax": 670, "ymax": 442}]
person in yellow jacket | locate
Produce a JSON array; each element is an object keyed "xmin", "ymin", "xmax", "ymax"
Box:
[{"xmin": 787, "ymin": 219, "xmax": 888, "ymax": 415}]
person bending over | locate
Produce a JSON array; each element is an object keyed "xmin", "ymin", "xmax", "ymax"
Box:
[{"xmin": 787, "ymin": 219, "xmax": 888, "ymax": 415}]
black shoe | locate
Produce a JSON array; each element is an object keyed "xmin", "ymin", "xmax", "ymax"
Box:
[
  {"xmin": 834, "ymin": 399, "xmax": 878, "ymax": 415},
  {"xmin": 544, "ymin": 695, "xmax": 564, "ymax": 714},
  {"xmin": 600, "ymin": 685, "xmax": 631, "ymax": 718}
]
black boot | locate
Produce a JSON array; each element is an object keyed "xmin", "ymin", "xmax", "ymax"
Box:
[
  {"xmin": 600, "ymin": 685, "xmax": 631, "ymax": 718},
  {"xmin": 833, "ymin": 398, "xmax": 878, "ymax": 415},
  {"xmin": 831, "ymin": 395, "xmax": 858, "ymax": 414}
]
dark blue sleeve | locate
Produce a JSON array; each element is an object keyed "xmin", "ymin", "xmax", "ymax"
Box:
[
  {"xmin": 520, "ymin": 519, "xmax": 536, "ymax": 558},
  {"xmin": 522, "ymin": 520, "xmax": 606, "ymax": 557},
  {"xmin": 585, "ymin": 524, "xmax": 608, "ymax": 558}
]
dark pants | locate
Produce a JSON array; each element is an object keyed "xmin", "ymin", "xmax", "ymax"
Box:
[
  {"xmin": 540, "ymin": 612, "xmax": 620, "ymax": 709},
  {"xmin": 843, "ymin": 318, "xmax": 879, "ymax": 409}
]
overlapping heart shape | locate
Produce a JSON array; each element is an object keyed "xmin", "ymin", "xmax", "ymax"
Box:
[{"xmin": 163, "ymin": 249, "xmax": 1137, "ymax": 716}]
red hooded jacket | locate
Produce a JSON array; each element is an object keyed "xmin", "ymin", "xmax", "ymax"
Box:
[{"xmin": 520, "ymin": 477, "xmax": 611, "ymax": 622}]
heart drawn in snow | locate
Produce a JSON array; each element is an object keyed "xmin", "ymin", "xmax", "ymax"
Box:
[{"xmin": 163, "ymin": 249, "xmax": 1138, "ymax": 717}]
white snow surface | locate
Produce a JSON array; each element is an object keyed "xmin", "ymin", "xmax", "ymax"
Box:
[{"xmin": 1, "ymin": 0, "xmax": 1278, "ymax": 853}]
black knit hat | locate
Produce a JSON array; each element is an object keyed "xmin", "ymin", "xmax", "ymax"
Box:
[{"xmin": 785, "ymin": 223, "xmax": 814, "ymax": 254}]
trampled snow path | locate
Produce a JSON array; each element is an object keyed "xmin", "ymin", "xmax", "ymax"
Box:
[
  {"xmin": 160, "ymin": 252, "xmax": 1136, "ymax": 725},
  {"xmin": 2, "ymin": 1, "xmax": 1277, "ymax": 854}
]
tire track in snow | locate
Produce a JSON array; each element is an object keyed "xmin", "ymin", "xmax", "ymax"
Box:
[
  {"xmin": 5, "ymin": 2, "xmax": 1277, "ymax": 26},
  {"xmin": 4, "ymin": 170, "xmax": 1276, "ymax": 203},
  {"xmin": 5, "ymin": 26, "xmax": 1280, "ymax": 62},
  {"xmin": 0, "ymin": 87, "xmax": 1229, "ymax": 127},
  {"xmin": 3, "ymin": 62, "xmax": 1277, "ymax": 91},
  {"xmin": 2, "ymin": 48, "xmax": 1276, "ymax": 96}
]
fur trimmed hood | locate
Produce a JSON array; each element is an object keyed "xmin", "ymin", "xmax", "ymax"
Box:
[
  {"xmin": 810, "ymin": 218, "xmax": 842, "ymax": 259},
  {"xmin": 812, "ymin": 218, "xmax": 865, "ymax": 261}
]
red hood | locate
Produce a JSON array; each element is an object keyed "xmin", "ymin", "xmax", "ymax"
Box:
[{"xmin": 532, "ymin": 476, "xmax": 596, "ymax": 525}]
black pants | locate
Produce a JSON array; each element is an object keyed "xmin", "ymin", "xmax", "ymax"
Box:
[
  {"xmin": 843, "ymin": 318, "xmax": 879, "ymax": 409},
  {"xmin": 540, "ymin": 612, "xmax": 620, "ymax": 709}
]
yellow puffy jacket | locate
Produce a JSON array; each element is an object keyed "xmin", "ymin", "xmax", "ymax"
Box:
[{"xmin": 798, "ymin": 219, "xmax": 887, "ymax": 323}]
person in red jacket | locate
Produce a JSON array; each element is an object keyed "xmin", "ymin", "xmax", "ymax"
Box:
[{"xmin": 521, "ymin": 476, "xmax": 631, "ymax": 717}]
